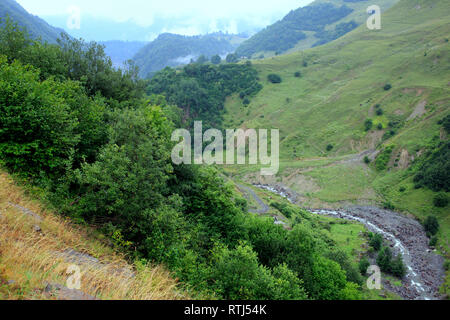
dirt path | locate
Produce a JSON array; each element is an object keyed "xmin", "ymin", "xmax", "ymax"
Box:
[{"xmin": 237, "ymin": 184, "xmax": 269, "ymax": 214}]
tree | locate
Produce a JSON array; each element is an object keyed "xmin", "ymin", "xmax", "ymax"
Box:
[
  {"xmin": 211, "ymin": 54, "xmax": 221, "ymax": 65},
  {"xmin": 359, "ymin": 257, "xmax": 370, "ymax": 275},
  {"xmin": 268, "ymin": 74, "xmax": 282, "ymax": 84},
  {"xmin": 424, "ymin": 216, "xmax": 439, "ymax": 236},
  {"xmin": 364, "ymin": 119, "xmax": 373, "ymax": 131},
  {"xmin": 196, "ymin": 55, "xmax": 208, "ymax": 64},
  {"xmin": 0, "ymin": 57, "xmax": 79, "ymax": 179},
  {"xmin": 390, "ymin": 255, "xmax": 406, "ymax": 278},
  {"xmin": 226, "ymin": 53, "xmax": 238, "ymax": 63},
  {"xmin": 376, "ymin": 246, "xmax": 392, "ymax": 273},
  {"xmin": 433, "ymin": 193, "xmax": 448, "ymax": 208},
  {"xmin": 369, "ymin": 233, "xmax": 383, "ymax": 251}
]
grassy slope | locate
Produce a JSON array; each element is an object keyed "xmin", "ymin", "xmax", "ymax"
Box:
[
  {"xmin": 223, "ymin": 0, "xmax": 449, "ymax": 292},
  {"xmin": 249, "ymin": 0, "xmax": 400, "ymax": 58},
  {"xmin": 0, "ymin": 170, "xmax": 187, "ymax": 300}
]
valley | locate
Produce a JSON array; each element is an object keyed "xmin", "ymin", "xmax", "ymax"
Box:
[{"xmin": 0, "ymin": 0, "xmax": 448, "ymax": 302}]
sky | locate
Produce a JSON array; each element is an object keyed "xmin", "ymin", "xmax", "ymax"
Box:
[{"xmin": 16, "ymin": 0, "xmax": 314, "ymax": 27}]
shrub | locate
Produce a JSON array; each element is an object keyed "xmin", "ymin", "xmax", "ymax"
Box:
[
  {"xmin": 267, "ymin": 74, "xmax": 282, "ymax": 84},
  {"xmin": 424, "ymin": 216, "xmax": 439, "ymax": 236},
  {"xmin": 294, "ymin": 71, "xmax": 301, "ymax": 78},
  {"xmin": 369, "ymin": 233, "xmax": 383, "ymax": 251},
  {"xmin": 376, "ymin": 246, "xmax": 392, "ymax": 272},
  {"xmin": 384, "ymin": 84, "xmax": 392, "ymax": 91},
  {"xmin": 326, "ymin": 144, "xmax": 334, "ymax": 151},
  {"xmin": 0, "ymin": 57, "xmax": 79, "ymax": 179},
  {"xmin": 364, "ymin": 119, "xmax": 373, "ymax": 131},
  {"xmin": 429, "ymin": 236, "xmax": 438, "ymax": 247},
  {"xmin": 375, "ymin": 145, "xmax": 394, "ymax": 171},
  {"xmin": 377, "ymin": 123, "xmax": 383, "ymax": 130},
  {"xmin": 364, "ymin": 156, "xmax": 371, "ymax": 164},
  {"xmin": 433, "ymin": 193, "xmax": 448, "ymax": 208},
  {"xmin": 399, "ymin": 187, "xmax": 406, "ymax": 192},
  {"xmin": 376, "ymin": 108, "xmax": 384, "ymax": 116},
  {"xmin": 390, "ymin": 255, "xmax": 406, "ymax": 278},
  {"xmin": 243, "ymin": 98, "xmax": 250, "ymax": 106},
  {"xmin": 359, "ymin": 257, "xmax": 370, "ymax": 275}
]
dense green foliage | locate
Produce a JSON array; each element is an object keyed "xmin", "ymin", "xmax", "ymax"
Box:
[
  {"xmin": 235, "ymin": 3, "xmax": 354, "ymax": 57},
  {"xmin": 267, "ymin": 74, "xmax": 282, "ymax": 84},
  {"xmin": 376, "ymin": 247, "xmax": 406, "ymax": 278},
  {"xmin": 414, "ymin": 140, "xmax": 450, "ymax": 192},
  {"xmin": 369, "ymin": 233, "xmax": 383, "ymax": 251},
  {"xmin": 147, "ymin": 63, "xmax": 262, "ymax": 128},
  {"xmin": 375, "ymin": 145, "xmax": 395, "ymax": 171},
  {"xmin": 0, "ymin": 19, "xmax": 363, "ymax": 300},
  {"xmin": 424, "ymin": 216, "xmax": 440, "ymax": 236}
]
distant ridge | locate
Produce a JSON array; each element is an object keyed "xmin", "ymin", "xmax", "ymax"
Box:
[{"xmin": 0, "ymin": 0, "xmax": 67, "ymax": 43}]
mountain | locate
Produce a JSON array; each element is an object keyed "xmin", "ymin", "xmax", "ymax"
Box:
[
  {"xmin": 99, "ymin": 40, "xmax": 148, "ymax": 69},
  {"xmin": 223, "ymin": 0, "xmax": 449, "ymax": 283},
  {"xmin": 0, "ymin": 0, "xmax": 66, "ymax": 43},
  {"xmin": 235, "ymin": 0, "xmax": 400, "ymax": 58},
  {"xmin": 133, "ymin": 32, "xmax": 248, "ymax": 77}
]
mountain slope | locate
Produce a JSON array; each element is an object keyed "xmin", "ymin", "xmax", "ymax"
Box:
[
  {"xmin": 0, "ymin": 0, "xmax": 65, "ymax": 43},
  {"xmin": 100, "ymin": 40, "xmax": 148, "ymax": 69},
  {"xmin": 235, "ymin": 0, "xmax": 400, "ymax": 58},
  {"xmin": 133, "ymin": 32, "xmax": 248, "ymax": 77},
  {"xmin": 0, "ymin": 170, "xmax": 186, "ymax": 300},
  {"xmin": 224, "ymin": 0, "xmax": 449, "ymax": 283}
]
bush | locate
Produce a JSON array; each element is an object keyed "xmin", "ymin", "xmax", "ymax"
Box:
[
  {"xmin": 369, "ymin": 233, "xmax": 383, "ymax": 251},
  {"xmin": 424, "ymin": 216, "xmax": 439, "ymax": 236},
  {"xmin": 375, "ymin": 145, "xmax": 394, "ymax": 171},
  {"xmin": 326, "ymin": 144, "xmax": 334, "ymax": 151},
  {"xmin": 429, "ymin": 236, "xmax": 438, "ymax": 247},
  {"xmin": 359, "ymin": 257, "xmax": 370, "ymax": 275},
  {"xmin": 376, "ymin": 108, "xmax": 384, "ymax": 116},
  {"xmin": 433, "ymin": 193, "xmax": 448, "ymax": 208},
  {"xmin": 0, "ymin": 57, "xmax": 79, "ymax": 179},
  {"xmin": 390, "ymin": 255, "xmax": 406, "ymax": 278},
  {"xmin": 267, "ymin": 74, "xmax": 282, "ymax": 84},
  {"xmin": 364, "ymin": 119, "xmax": 373, "ymax": 131},
  {"xmin": 294, "ymin": 71, "xmax": 301, "ymax": 78},
  {"xmin": 377, "ymin": 123, "xmax": 383, "ymax": 130},
  {"xmin": 413, "ymin": 141, "xmax": 449, "ymax": 192},
  {"xmin": 384, "ymin": 84, "xmax": 392, "ymax": 91},
  {"xmin": 364, "ymin": 156, "xmax": 371, "ymax": 164},
  {"xmin": 376, "ymin": 246, "xmax": 392, "ymax": 272}
]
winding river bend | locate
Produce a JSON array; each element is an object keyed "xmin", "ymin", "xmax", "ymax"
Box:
[{"xmin": 252, "ymin": 184, "xmax": 445, "ymax": 300}]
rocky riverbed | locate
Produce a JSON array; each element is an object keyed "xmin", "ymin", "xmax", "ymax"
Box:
[{"xmin": 251, "ymin": 185, "xmax": 446, "ymax": 300}]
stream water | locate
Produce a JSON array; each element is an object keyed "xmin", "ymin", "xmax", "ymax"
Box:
[{"xmin": 252, "ymin": 184, "xmax": 445, "ymax": 300}]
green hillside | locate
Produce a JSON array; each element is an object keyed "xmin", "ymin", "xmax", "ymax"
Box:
[
  {"xmin": 133, "ymin": 32, "xmax": 248, "ymax": 77},
  {"xmin": 235, "ymin": 0, "xmax": 400, "ymax": 59},
  {"xmin": 224, "ymin": 0, "xmax": 449, "ymax": 266},
  {"xmin": 0, "ymin": 0, "xmax": 65, "ymax": 43}
]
